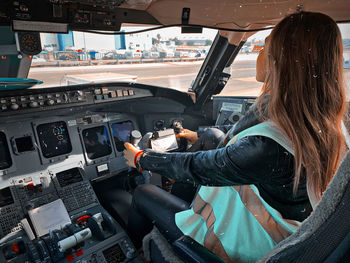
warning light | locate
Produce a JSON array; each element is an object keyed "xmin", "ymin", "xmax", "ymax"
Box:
[
  {"xmin": 66, "ymin": 254, "xmax": 74, "ymax": 262},
  {"xmin": 76, "ymin": 215, "xmax": 91, "ymax": 223},
  {"xmin": 27, "ymin": 183, "xmax": 35, "ymax": 191},
  {"xmin": 11, "ymin": 243, "xmax": 19, "ymax": 254},
  {"xmin": 75, "ymin": 250, "xmax": 84, "ymax": 257}
]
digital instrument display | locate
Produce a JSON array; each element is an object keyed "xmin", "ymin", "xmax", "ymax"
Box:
[
  {"xmin": 37, "ymin": 121, "xmax": 72, "ymax": 158},
  {"xmin": 82, "ymin": 126, "xmax": 112, "ymax": 159},
  {"xmin": 0, "ymin": 187, "xmax": 14, "ymax": 208},
  {"xmin": 15, "ymin": 136, "xmax": 34, "ymax": 153},
  {"xmin": 17, "ymin": 32, "xmax": 42, "ymax": 55},
  {"xmin": 0, "ymin": 132, "xmax": 12, "ymax": 170},
  {"xmin": 111, "ymin": 121, "xmax": 134, "ymax": 151},
  {"xmin": 56, "ymin": 168, "xmax": 83, "ymax": 187}
]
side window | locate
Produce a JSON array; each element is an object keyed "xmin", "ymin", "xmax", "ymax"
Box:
[
  {"xmin": 223, "ymin": 24, "xmax": 350, "ymax": 97},
  {"xmin": 339, "ymin": 24, "xmax": 350, "ymax": 97},
  {"xmin": 222, "ymin": 30, "xmax": 271, "ymax": 97}
]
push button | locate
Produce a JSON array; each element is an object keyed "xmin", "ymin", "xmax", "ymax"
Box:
[
  {"xmin": 75, "ymin": 250, "xmax": 83, "ymax": 257},
  {"xmin": 29, "ymin": 101, "xmax": 39, "ymax": 108},
  {"xmin": 66, "ymin": 254, "xmax": 74, "ymax": 262},
  {"xmin": 11, "ymin": 243, "xmax": 19, "ymax": 254},
  {"xmin": 10, "ymin": 103, "xmax": 19, "ymax": 110}
]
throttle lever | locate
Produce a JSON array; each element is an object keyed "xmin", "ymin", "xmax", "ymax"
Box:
[{"xmin": 130, "ymin": 130, "xmax": 142, "ymax": 148}]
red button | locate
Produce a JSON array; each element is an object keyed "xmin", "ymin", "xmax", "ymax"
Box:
[
  {"xmin": 27, "ymin": 183, "xmax": 34, "ymax": 190},
  {"xmin": 11, "ymin": 243, "xmax": 19, "ymax": 254},
  {"xmin": 76, "ymin": 250, "xmax": 83, "ymax": 257},
  {"xmin": 66, "ymin": 254, "xmax": 74, "ymax": 262},
  {"xmin": 76, "ymin": 215, "xmax": 91, "ymax": 223}
]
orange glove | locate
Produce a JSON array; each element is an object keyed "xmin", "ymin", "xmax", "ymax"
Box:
[{"xmin": 123, "ymin": 142, "xmax": 140, "ymax": 168}]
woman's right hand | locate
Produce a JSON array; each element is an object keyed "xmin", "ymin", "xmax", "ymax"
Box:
[{"xmin": 176, "ymin": 129, "xmax": 199, "ymax": 144}]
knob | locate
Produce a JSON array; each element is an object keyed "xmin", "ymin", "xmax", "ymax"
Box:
[
  {"xmin": 29, "ymin": 101, "xmax": 39, "ymax": 108},
  {"xmin": 46, "ymin": 99, "xmax": 55, "ymax": 106},
  {"xmin": 10, "ymin": 103, "xmax": 19, "ymax": 110},
  {"xmin": 126, "ymin": 248, "xmax": 136, "ymax": 259},
  {"xmin": 76, "ymin": 91, "xmax": 83, "ymax": 96},
  {"xmin": 131, "ymin": 130, "xmax": 142, "ymax": 147}
]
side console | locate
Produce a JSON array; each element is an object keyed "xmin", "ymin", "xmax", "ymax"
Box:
[{"xmin": 0, "ymin": 168, "xmax": 141, "ymax": 263}]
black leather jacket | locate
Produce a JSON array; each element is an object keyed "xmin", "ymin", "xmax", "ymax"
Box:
[{"xmin": 139, "ymin": 106, "xmax": 312, "ymax": 222}]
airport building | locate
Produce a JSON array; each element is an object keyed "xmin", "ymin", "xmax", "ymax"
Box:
[
  {"xmin": 39, "ymin": 27, "xmax": 216, "ymax": 52},
  {"xmin": 40, "ymin": 31, "xmax": 151, "ymax": 52}
]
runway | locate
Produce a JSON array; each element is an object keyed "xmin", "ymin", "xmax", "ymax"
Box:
[{"xmin": 28, "ymin": 56, "xmax": 263, "ymax": 97}]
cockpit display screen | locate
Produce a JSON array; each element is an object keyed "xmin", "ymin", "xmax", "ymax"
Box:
[
  {"xmin": 0, "ymin": 187, "xmax": 14, "ymax": 208},
  {"xmin": 0, "ymin": 132, "xmax": 12, "ymax": 170},
  {"xmin": 37, "ymin": 121, "xmax": 72, "ymax": 158},
  {"xmin": 82, "ymin": 126, "xmax": 112, "ymax": 159},
  {"xmin": 56, "ymin": 168, "xmax": 83, "ymax": 187},
  {"xmin": 111, "ymin": 121, "xmax": 134, "ymax": 151},
  {"xmin": 15, "ymin": 136, "xmax": 34, "ymax": 153}
]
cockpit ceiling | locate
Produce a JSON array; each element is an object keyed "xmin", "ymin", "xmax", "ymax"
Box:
[{"xmin": 120, "ymin": 0, "xmax": 350, "ymax": 28}]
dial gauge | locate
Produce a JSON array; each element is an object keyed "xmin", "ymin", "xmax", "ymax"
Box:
[{"xmin": 16, "ymin": 32, "xmax": 42, "ymax": 55}]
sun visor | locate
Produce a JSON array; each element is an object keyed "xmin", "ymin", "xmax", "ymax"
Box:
[{"xmin": 219, "ymin": 23, "xmax": 273, "ymax": 46}]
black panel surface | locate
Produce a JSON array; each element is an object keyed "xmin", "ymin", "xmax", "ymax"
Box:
[
  {"xmin": 111, "ymin": 121, "xmax": 133, "ymax": 152},
  {"xmin": 0, "ymin": 132, "xmax": 12, "ymax": 170},
  {"xmin": 82, "ymin": 125, "xmax": 112, "ymax": 159},
  {"xmin": 0, "ymin": 187, "xmax": 14, "ymax": 208},
  {"xmin": 15, "ymin": 136, "xmax": 34, "ymax": 153}
]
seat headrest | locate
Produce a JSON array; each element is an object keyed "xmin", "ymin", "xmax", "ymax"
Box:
[{"xmin": 259, "ymin": 151, "xmax": 350, "ymax": 262}]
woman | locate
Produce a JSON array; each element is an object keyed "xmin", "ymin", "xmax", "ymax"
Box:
[{"xmin": 124, "ymin": 11, "xmax": 346, "ymax": 262}]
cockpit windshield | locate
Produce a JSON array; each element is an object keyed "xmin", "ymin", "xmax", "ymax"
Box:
[
  {"xmin": 27, "ymin": 26, "xmax": 217, "ymax": 93},
  {"xmin": 27, "ymin": 24, "xmax": 350, "ymax": 97}
]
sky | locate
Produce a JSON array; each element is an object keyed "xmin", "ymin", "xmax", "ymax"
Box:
[{"xmin": 122, "ymin": 23, "xmax": 350, "ymax": 41}]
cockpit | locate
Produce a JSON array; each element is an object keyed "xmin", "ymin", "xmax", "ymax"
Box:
[{"xmin": 0, "ymin": 1, "xmax": 349, "ymax": 263}]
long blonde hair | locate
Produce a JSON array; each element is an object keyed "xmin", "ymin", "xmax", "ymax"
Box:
[{"xmin": 258, "ymin": 12, "xmax": 346, "ymax": 198}]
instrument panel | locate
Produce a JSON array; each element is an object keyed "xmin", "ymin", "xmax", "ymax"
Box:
[
  {"xmin": 0, "ymin": 82, "xmax": 204, "ymax": 263},
  {"xmin": 0, "ymin": 89, "xmax": 146, "ymax": 262},
  {"xmin": 0, "ymin": 83, "xmax": 155, "ymax": 188},
  {"xmin": 0, "ymin": 113, "xmax": 139, "ymax": 186},
  {"xmin": 0, "ymin": 85, "xmax": 152, "ymax": 116}
]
